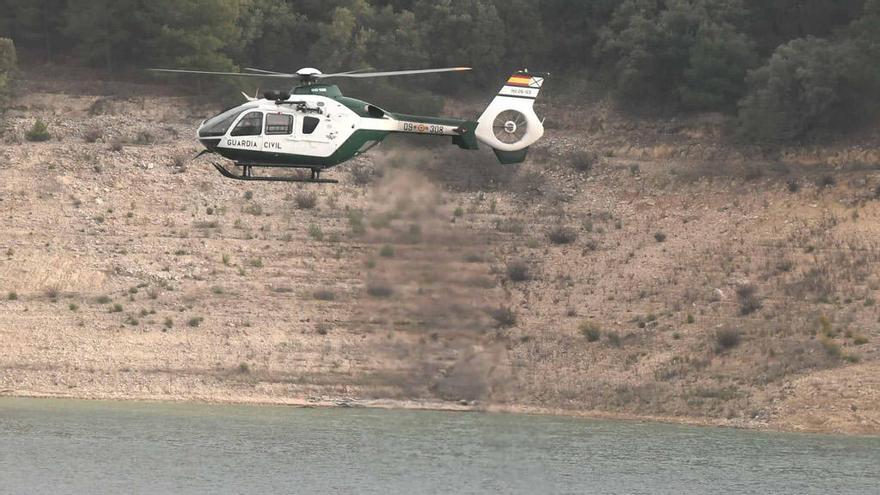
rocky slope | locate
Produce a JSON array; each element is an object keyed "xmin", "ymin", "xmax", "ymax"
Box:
[{"xmin": 1, "ymin": 67, "xmax": 879, "ymax": 434}]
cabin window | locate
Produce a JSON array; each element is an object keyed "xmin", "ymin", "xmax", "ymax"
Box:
[
  {"xmin": 302, "ymin": 116, "xmax": 320, "ymax": 135},
  {"xmin": 265, "ymin": 113, "xmax": 293, "ymax": 135},
  {"xmin": 199, "ymin": 105, "xmax": 256, "ymax": 137},
  {"xmin": 230, "ymin": 111, "xmax": 263, "ymax": 137}
]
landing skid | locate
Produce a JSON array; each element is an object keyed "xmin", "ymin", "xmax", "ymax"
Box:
[{"xmin": 212, "ymin": 162, "xmax": 338, "ymax": 184}]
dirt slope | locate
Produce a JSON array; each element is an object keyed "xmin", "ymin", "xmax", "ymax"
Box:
[{"xmin": 1, "ymin": 68, "xmax": 879, "ymax": 434}]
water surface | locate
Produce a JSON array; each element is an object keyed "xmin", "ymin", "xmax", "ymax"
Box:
[{"xmin": 1, "ymin": 398, "xmax": 878, "ymax": 494}]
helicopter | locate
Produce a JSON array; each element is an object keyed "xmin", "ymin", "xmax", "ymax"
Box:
[{"xmin": 149, "ymin": 66, "xmax": 547, "ymax": 183}]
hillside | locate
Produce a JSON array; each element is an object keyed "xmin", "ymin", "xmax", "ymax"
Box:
[{"xmin": 1, "ymin": 67, "xmax": 879, "ymax": 435}]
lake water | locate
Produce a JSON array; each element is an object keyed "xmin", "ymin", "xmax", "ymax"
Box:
[{"xmin": 1, "ymin": 398, "xmax": 878, "ymax": 494}]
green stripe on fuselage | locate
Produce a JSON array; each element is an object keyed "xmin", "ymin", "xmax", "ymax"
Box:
[{"xmin": 216, "ymin": 129, "xmax": 390, "ymax": 168}]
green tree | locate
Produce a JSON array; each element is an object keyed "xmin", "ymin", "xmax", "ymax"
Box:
[
  {"xmin": 681, "ymin": 22, "xmax": 757, "ymax": 110},
  {"xmin": 139, "ymin": 0, "xmax": 243, "ymax": 70},
  {"xmin": 237, "ymin": 0, "xmax": 312, "ymax": 70},
  {"xmin": 598, "ymin": 0, "xmax": 755, "ymax": 110},
  {"xmin": 0, "ymin": 38, "xmax": 16, "ymax": 107},
  {"xmin": 737, "ymin": 36, "xmax": 864, "ymax": 141},
  {"xmin": 308, "ymin": 0, "xmax": 377, "ymax": 71},
  {"xmin": 0, "ymin": 0, "xmax": 66, "ymax": 62},
  {"xmin": 414, "ymin": 0, "xmax": 506, "ymax": 88},
  {"xmin": 64, "ymin": 0, "xmax": 137, "ymax": 70}
]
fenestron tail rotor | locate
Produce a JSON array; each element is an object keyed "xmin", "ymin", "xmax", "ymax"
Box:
[{"xmin": 492, "ymin": 110, "xmax": 528, "ymax": 144}]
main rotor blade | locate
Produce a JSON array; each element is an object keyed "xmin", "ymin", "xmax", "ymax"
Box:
[
  {"xmin": 242, "ymin": 67, "xmax": 293, "ymax": 75},
  {"xmin": 319, "ymin": 67, "xmax": 471, "ymax": 78},
  {"xmin": 147, "ymin": 68, "xmax": 298, "ymax": 79}
]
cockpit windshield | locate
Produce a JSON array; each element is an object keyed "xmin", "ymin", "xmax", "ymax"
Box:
[{"xmin": 199, "ymin": 104, "xmax": 258, "ymax": 137}]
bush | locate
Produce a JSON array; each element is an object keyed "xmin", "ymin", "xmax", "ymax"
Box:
[
  {"xmin": 308, "ymin": 224, "xmax": 323, "ymax": 241},
  {"xmin": 495, "ymin": 218, "xmax": 525, "ymax": 234},
  {"xmin": 366, "ymin": 281, "xmax": 393, "ymax": 298},
  {"xmin": 491, "ymin": 306, "xmax": 517, "ymax": 328},
  {"xmin": 606, "ymin": 331, "xmax": 622, "ymax": 347},
  {"xmin": 715, "ymin": 328, "xmax": 741, "ymax": 351},
  {"xmin": 738, "ymin": 36, "xmax": 876, "ymax": 141},
  {"xmin": 506, "ymin": 259, "xmax": 531, "ymax": 282},
  {"xmin": 736, "ymin": 284, "xmax": 762, "ymax": 315},
  {"xmin": 188, "ymin": 316, "xmax": 204, "ymax": 327},
  {"xmin": 548, "ymin": 226, "xmax": 577, "ymax": 245},
  {"xmin": 820, "ymin": 337, "xmax": 842, "ymax": 358},
  {"xmin": 294, "ymin": 191, "xmax": 317, "ymax": 209},
  {"xmin": 378, "ymin": 244, "xmax": 395, "ymax": 258},
  {"xmin": 570, "ymin": 150, "xmax": 598, "ymax": 173},
  {"xmin": 654, "ymin": 232, "xmax": 667, "ymax": 243},
  {"xmin": 0, "ymin": 38, "xmax": 15, "ymax": 107},
  {"xmin": 7, "ymin": 291, "xmax": 17, "ymax": 301},
  {"xmin": 579, "ymin": 320, "xmax": 601, "ymax": 342},
  {"xmin": 350, "ymin": 164, "xmax": 380, "ymax": 185},
  {"xmin": 25, "ymin": 119, "xmax": 51, "ymax": 142},
  {"xmin": 313, "ymin": 288, "xmax": 335, "ymax": 301}
]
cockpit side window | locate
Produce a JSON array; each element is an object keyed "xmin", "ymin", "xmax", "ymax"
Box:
[
  {"xmin": 230, "ymin": 111, "xmax": 264, "ymax": 137},
  {"xmin": 265, "ymin": 113, "xmax": 294, "ymax": 135},
  {"xmin": 302, "ymin": 116, "xmax": 320, "ymax": 135},
  {"xmin": 199, "ymin": 105, "xmax": 255, "ymax": 137}
]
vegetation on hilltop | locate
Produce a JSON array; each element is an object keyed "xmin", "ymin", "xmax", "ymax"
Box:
[
  {"xmin": 1, "ymin": 1, "xmax": 880, "ymax": 140},
  {"xmin": 0, "ymin": 37, "xmax": 15, "ymax": 108}
]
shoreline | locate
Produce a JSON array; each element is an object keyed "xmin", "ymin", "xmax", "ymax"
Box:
[{"xmin": 4, "ymin": 388, "xmax": 876, "ymax": 438}]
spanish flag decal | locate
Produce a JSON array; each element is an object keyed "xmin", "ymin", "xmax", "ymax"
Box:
[{"xmin": 506, "ymin": 75, "xmax": 533, "ymax": 87}]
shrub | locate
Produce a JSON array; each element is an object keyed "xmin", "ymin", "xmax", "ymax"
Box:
[
  {"xmin": 379, "ymin": 245, "xmax": 395, "ymax": 257},
  {"xmin": 715, "ymin": 328, "xmax": 741, "ymax": 351},
  {"xmin": 491, "ymin": 306, "xmax": 517, "ymax": 328},
  {"xmin": 579, "ymin": 320, "xmax": 601, "ymax": 342},
  {"xmin": 366, "ymin": 281, "xmax": 393, "ymax": 298},
  {"xmin": 736, "ymin": 284, "xmax": 762, "ymax": 315},
  {"xmin": 133, "ymin": 131, "xmax": 155, "ymax": 145},
  {"xmin": 164, "ymin": 318, "xmax": 173, "ymax": 329},
  {"xmin": 347, "ymin": 210, "xmax": 366, "ymax": 235},
  {"xmin": 495, "ymin": 218, "xmax": 525, "ymax": 234},
  {"xmin": 308, "ymin": 224, "xmax": 323, "ymax": 241},
  {"xmin": 570, "ymin": 150, "xmax": 598, "ymax": 173},
  {"xmin": 654, "ymin": 232, "xmax": 667, "ymax": 243},
  {"xmin": 606, "ymin": 331, "xmax": 622, "ymax": 347},
  {"xmin": 350, "ymin": 164, "xmax": 379, "ymax": 185},
  {"xmin": 109, "ymin": 139, "xmax": 124, "ymax": 152},
  {"xmin": 506, "ymin": 259, "xmax": 531, "ymax": 282},
  {"xmin": 7, "ymin": 291, "xmax": 17, "ymax": 301},
  {"xmin": 294, "ymin": 191, "xmax": 317, "ymax": 209},
  {"xmin": 820, "ymin": 337, "xmax": 842, "ymax": 358},
  {"xmin": 110, "ymin": 303, "xmax": 123, "ymax": 313},
  {"xmin": 313, "ymin": 289, "xmax": 335, "ymax": 301},
  {"xmin": 548, "ymin": 226, "xmax": 577, "ymax": 245},
  {"xmin": 96, "ymin": 295, "xmax": 112, "ymax": 304},
  {"xmin": 816, "ymin": 174, "xmax": 836, "ymax": 188},
  {"xmin": 83, "ymin": 128, "xmax": 103, "ymax": 143},
  {"xmin": 187, "ymin": 316, "xmax": 203, "ymax": 327},
  {"xmin": 25, "ymin": 119, "xmax": 51, "ymax": 142},
  {"xmin": 738, "ymin": 36, "xmax": 874, "ymax": 142},
  {"xmin": 237, "ymin": 362, "xmax": 250, "ymax": 374},
  {"xmin": 0, "ymin": 38, "xmax": 15, "ymax": 106}
]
